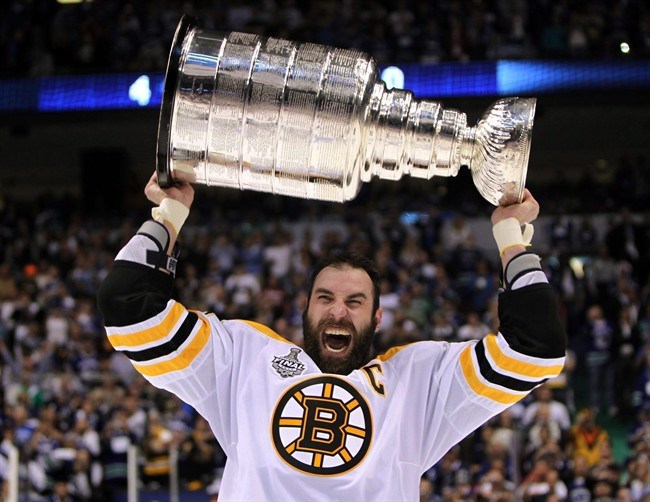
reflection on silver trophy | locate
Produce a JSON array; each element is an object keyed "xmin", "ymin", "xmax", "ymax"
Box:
[{"xmin": 156, "ymin": 16, "xmax": 536, "ymax": 206}]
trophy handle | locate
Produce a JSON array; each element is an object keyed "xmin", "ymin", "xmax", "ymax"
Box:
[{"xmin": 156, "ymin": 15, "xmax": 199, "ymax": 188}]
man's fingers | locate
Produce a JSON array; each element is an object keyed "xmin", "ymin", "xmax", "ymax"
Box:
[
  {"xmin": 522, "ymin": 190, "xmax": 540, "ymax": 222},
  {"xmin": 144, "ymin": 170, "xmax": 194, "ymax": 208},
  {"xmin": 144, "ymin": 171, "xmax": 167, "ymax": 205},
  {"xmin": 492, "ymin": 189, "xmax": 540, "ymax": 225}
]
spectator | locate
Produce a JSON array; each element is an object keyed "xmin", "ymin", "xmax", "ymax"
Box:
[
  {"xmin": 457, "ymin": 311, "xmax": 491, "ymax": 341},
  {"xmin": 69, "ymin": 414, "xmax": 101, "ymax": 488},
  {"xmin": 565, "ymin": 454, "xmax": 593, "ymax": 501},
  {"xmin": 400, "ymin": 281, "xmax": 433, "ymax": 331},
  {"xmin": 522, "ymin": 384, "xmax": 572, "ymax": 432},
  {"xmin": 141, "ymin": 408, "xmax": 173, "ymax": 489},
  {"xmin": 567, "ymin": 408, "xmax": 610, "ymax": 469},
  {"xmin": 263, "ymin": 229, "xmax": 293, "ymax": 279},
  {"xmin": 440, "ymin": 214, "xmax": 473, "ymax": 256},
  {"xmin": 632, "ymin": 347, "xmax": 650, "ymax": 413},
  {"xmin": 476, "ymin": 466, "xmax": 516, "ymax": 501},
  {"xmin": 517, "ymin": 456, "xmax": 568, "ymax": 501},
  {"xmin": 583, "ymin": 304, "xmax": 616, "ymax": 416},
  {"xmin": 429, "ymin": 310, "xmax": 456, "ymax": 342},
  {"xmin": 606, "ymin": 207, "xmax": 644, "ymax": 268},
  {"xmin": 545, "ymin": 348, "xmax": 577, "ymax": 415},
  {"xmin": 626, "ymin": 453, "xmax": 650, "ymax": 501},
  {"xmin": 614, "ymin": 305, "xmax": 643, "ymax": 418},
  {"xmin": 422, "ymin": 445, "xmax": 471, "ymax": 498},
  {"xmin": 100, "ymin": 408, "xmax": 134, "ymax": 498},
  {"xmin": 224, "ymin": 260, "xmax": 261, "ymax": 318},
  {"xmin": 180, "ymin": 416, "xmax": 226, "ymax": 491}
]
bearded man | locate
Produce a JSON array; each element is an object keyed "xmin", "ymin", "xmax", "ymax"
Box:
[{"xmin": 97, "ymin": 172, "xmax": 566, "ymax": 500}]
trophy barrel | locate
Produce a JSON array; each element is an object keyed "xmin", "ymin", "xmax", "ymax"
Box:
[{"xmin": 156, "ymin": 15, "xmax": 378, "ymax": 203}]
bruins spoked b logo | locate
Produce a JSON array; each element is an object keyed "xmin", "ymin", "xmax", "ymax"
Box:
[{"xmin": 271, "ymin": 375, "xmax": 373, "ymax": 476}]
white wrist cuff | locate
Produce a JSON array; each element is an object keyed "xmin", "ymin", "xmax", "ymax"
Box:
[
  {"xmin": 492, "ymin": 217, "xmax": 534, "ymax": 255},
  {"xmin": 151, "ymin": 198, "xmax": 189, "ymax": 236}
]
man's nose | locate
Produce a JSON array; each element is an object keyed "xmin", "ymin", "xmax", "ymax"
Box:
[{"xmin": 329, "ymin": 301, "xmax": 348, "ymax": 320}]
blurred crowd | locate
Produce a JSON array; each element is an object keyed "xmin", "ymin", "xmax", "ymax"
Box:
[
  {"xmin": 2, "ymin": 0, "xmax": 650, "ymax": 500},
  {"xmin": 0, "ymin": 165, "xmax": 650, "ymax": 500},
  {"xmin": 2, "ymin": 0, "xmax": 650, "ymax": 77}
]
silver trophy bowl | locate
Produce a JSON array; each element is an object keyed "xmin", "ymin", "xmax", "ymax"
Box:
[{"xmin": 157, "ymin": 16, "xmax": 536, "ymax": 206}]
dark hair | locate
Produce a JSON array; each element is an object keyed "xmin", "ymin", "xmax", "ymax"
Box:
[{"xmin": 307, "ymin": 251, "xmax": 381, "ymax": 314}]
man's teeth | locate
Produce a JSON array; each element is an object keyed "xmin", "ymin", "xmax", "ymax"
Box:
[
  {"xmin": 325, "ymin": 329, "xmax": 351, "ymax": 336},
  {"xmin": 324, "ymin": 329, "xmax": 351, "ymax": 353}
]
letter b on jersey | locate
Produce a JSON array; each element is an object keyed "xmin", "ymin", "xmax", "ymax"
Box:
[
  {"xmin": 272, "ymin": 376, "xmax": 373, "ymax": 475},
  {"xmin": 298, "ymin": 397, "xmax": 348, "ymax": 455}
]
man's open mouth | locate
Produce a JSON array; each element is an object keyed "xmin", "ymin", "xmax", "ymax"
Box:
[{"xmin": 322, "ymin": 328, "xmax": 353, "ymax": 354}]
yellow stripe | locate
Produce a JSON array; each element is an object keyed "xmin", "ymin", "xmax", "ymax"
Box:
[
  {"xmin": 460, "ymin": 346, "xmax": 525, "ymax": 405},
  {"xmin": 133, "ymin": 317, "xmax": 210, "ymax": 377},
  {"xmin": 313, "ymin": 453, "xmax": 323, "ymax": 468},
  {"xmin": 286, "ymin": 441, "xmax": 297, "ymax": 454},
  {"xmin": 279, "ymin": 418, "xmax": 303, "ymax": 427},
  {"xmin": 376, "ymin": 344, "xmax": 410, "ymax": 361},
  {"xmin": 346, "ymin": 399, "xmax": 359, "ymax": 411},
  {"xmin": 240, "ymin": 320, "xmax": 291, "ymax": 344},
  {"xmin": 486, "ymin": 335, "xmax": 564, "ymax": 378},
  {"xmin": 344, "ymin": 425, "xmax": 366, "ymax": 438},
  {"xmin": 107, "ymin": 302, "xmax": 186, "ymax": 348},
  {"xmin": 339, "ymin": 448, "xmax": 352, "ymax": 462},
  {"xmin": 323, "ymin": 383, "xmax": 333, "ymax": 398}
]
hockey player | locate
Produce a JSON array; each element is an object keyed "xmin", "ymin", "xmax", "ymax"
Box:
[{"xmin": 97, "ymin": 172, "xmax": 566, "ymax": 500}]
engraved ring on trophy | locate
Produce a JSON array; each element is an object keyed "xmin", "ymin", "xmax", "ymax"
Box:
[{"xmin": 156, "ymin": 15, "xmax": 536, "ymax": 206}]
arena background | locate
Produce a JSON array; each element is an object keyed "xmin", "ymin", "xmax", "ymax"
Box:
[{"xmin": 1, "ymin": 1, "xmax": 650, "ymax": 501}]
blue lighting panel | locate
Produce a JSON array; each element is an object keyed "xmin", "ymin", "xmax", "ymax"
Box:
[
  {"xmin": 37, "ymin": 73, "xmax": 165, "ymax": 112},
  {"xmin": 1, "ymin": 60, "xmax": 649, "ymax": 113},
  {"xmin": 496, "ymin": 60, "xmax": 650, "ymax": 95},
  {"xmin": 0, "ymin": 79, "xmax": 39, "ymax": 112},
  {"xmin": 397, "ymin": 61, "xmax": 499, "ymax": 98}
]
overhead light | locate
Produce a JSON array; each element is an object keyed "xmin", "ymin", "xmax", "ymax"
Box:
[
  {"xmin": 57, "ymin": 0, "xmax": 90, "ymax": 4},
  {"xmin": 129, "ymin": 75, "xmax": 152, "ymax": 107},
  {"xmin": 381, "ymin": 66, "xmax": 405, "ymax": 90}
]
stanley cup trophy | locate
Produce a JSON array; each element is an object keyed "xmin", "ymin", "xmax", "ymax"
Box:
[{"xmin": 157, "ymin": 16, "xmax": 536, "ymax": 206}]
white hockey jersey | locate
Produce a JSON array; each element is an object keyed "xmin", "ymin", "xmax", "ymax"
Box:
[{"xmin": 99, "ymin": 231, "xmax": 566, "ymax": 501}]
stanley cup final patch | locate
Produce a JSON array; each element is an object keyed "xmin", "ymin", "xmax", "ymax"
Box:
[{"xmin": 272, "ymin": 348, "xmax": 306, "ymax": 378}]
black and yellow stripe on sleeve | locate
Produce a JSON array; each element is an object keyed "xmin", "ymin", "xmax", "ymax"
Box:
[
  {"xmin": 106, "ymin": 300, "xmax": 210, "ymax": 377},
  {"xmin": 460, "ymin": 333, "xmax": 565, "ymax": 405}
]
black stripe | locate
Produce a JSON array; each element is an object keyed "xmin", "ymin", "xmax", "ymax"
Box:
[
  {"xmin": 507, "ymin": 269, "xmax": 536, "ymax": 290},
  {"xmin": 474, "ymin": 340, "xmax": 544, "ymax": 392},
  {"xmin": 498, "ymin": 283, "xmax": 567, "ymax": 358},
  {"xmin": 122, "ymin": 312, "xmax": 199, "ymax": 362}
]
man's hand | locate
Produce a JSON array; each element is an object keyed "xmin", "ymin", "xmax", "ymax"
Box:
[
  {"xmin": 145, "ymin": 171, "xmax": 194, "ymax": 209},
  {"xmin": 144, "ymin": 171, "xmax": 194, "ymax": 250},
  {"xmin": 491, "ymin": 189, "xmax": 539, "ymax": 226},
  {"xmin": 491, "ymin": 189, "xmax": 539, "ymax": 266}
]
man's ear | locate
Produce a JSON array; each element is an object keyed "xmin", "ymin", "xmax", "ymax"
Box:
[{"xmin": 374, "ymin": 307, "xmax": 383, "ymax": 333}]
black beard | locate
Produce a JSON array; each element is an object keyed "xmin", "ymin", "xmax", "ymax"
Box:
[{"xmin": 302, "ymin": 311, "xmax": 377, "ymax": 375}]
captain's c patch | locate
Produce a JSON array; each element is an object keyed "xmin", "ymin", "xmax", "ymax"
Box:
[{"xmin": 271, "ymin": 375, "xmax": 373, "ymax": 476}]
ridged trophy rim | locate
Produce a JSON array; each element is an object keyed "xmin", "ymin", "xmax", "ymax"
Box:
[
  {"xmin": 156, "ymin": 15, "xmax": 199, "ymax": 188},
  {"xmin": 471, "ymin": 97, "xmax": 536, "ymax": 206}
]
